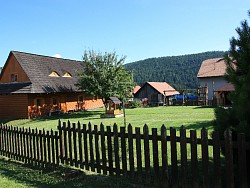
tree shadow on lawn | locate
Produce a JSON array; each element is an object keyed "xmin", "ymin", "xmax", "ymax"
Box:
[
  {"xmin": 183, "ymin": 120, "xmax": 215, "ymax": 131},
  {"xmin": 0, "ymin": 158, "xmax": 137, "ymax": 188},
  {"xmin": 193, "ymin": 106, "xmax": 216, "ymax": 109}
]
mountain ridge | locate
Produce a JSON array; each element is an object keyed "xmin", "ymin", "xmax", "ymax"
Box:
[{"xmin": 124, "ymin": 51, "xmax": 225, "ymax": 90}]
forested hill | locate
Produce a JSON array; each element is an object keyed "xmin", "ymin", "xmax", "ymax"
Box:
[{"xmin": 124, "ymin": 51, "xmax": 225, "ymax": 90}]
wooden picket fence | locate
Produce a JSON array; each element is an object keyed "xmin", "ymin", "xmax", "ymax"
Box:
[{"xmin": 0, "ymin": 120, "xmax": 249, "ymax": 187}]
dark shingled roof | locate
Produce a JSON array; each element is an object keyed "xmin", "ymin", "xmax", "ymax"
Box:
[
  {"xmin": 0, "ymin": 82, "xmax": 32, "ymax": 94},
  {"xmin": 0, "ymin": 51, "xmax": 85, "ymax": 94},
  {"xmin": 109, "ymin": 97, "xmax": 121, "ymax": 104}
]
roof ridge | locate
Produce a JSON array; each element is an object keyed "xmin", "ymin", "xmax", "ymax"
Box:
[{"xmin": 11, "ymin": 50, "xmax": 82, "ymax": 63}]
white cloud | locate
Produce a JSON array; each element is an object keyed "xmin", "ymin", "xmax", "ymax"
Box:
[{"xmin": 52, "ymin": 54, "xmax": 62, "ymax": 58}]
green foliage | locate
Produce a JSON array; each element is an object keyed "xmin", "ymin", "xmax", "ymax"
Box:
[
  {"xmin": 127, "ymin": 100, "xmax": 143, "ymax": 108},
  {"xmin": 125, "ymin": 51, "xmax": 225, "ymax": 89},
  {"xmin": 216, "ymin": 10, "xmax": 250, "ymax": 139},
  {"xmin": 214, "ymin": 107, "xmax": 239, "ymax": 135},
  {"xmin": 77, "ymin": 50, "xmax": 134, "ymax": 101}
]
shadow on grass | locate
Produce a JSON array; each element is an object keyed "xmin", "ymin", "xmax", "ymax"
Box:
[
  {"xmin": 0, "ymin": 158, "xmax": 139, "ymax": 188},
  {"xmin": 184, "ymin": 120, "xmax": 214, "ymax": 130},
  {"xmin": 193, "ymin": 106, "xmax": 216, "ymax": 109}
]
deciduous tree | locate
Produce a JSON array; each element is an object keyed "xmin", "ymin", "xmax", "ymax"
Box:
[{"xmin": 77, "ymin": 50, "xmax": 134, "ymax": 108}]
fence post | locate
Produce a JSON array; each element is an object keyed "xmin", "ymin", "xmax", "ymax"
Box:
[
  {"xmin": 224, "ymin": 129, "xmax": 234, "ymax": 188},
  {"xmin": 94, "ymin": 124, "xmax": 101, "ymax": 173},
  {"xmin": 135, "ymin": 127, "xmax": 142, "ymax": 182},
  {"xmin": 107, "ymin": 126, "xmax": 113, "ymax": 175},
  {"xmin": 31, "ymin": 129, "xmax": 36, "ymax": 166},
  {"xmin": 113, "ymin": 123, "xmax": 120, "ymax": 176},
  {"xmin": 212, "ymin": 131, "xmax": 221, "ymax": 188},
  {"xmin": 51, "ymin": 129, "xmax": 55, "ymax": 167},
  {"xmin": 180, "ymin": 126, "xmax": 187, "ymax": 188},
  {"xmin": 47, "ymin": 130, "xmax": 51, "ymax": 166},
  {"xmin": 170, "ymin": 127, "xmax": 178, "ymax": 188},
  {"xmin": 88, "ymin": 122, "xmax": 95, "ymax": 172},
  {"xmin": 143, "ymin": 124, "xmax": 150, "ymax": 184},
  {"xmin": 83, "ymin": 123, "xmax": 89, "ymax": 170},
  {"xmin": 63, "ymin": 122, "xmax": 68, "ymax": 165},
  {"xmin": 237, "ymin": 133, "xmax": 248, "ymax": 188},
  {"xmin": 68, "ymin": 120, "xmax": 73, "ymax": 166},
  {"xmin": 100, "ymin": 123, "xmax": 107, "ymax": 175},
  {"xmin": 190, "ymin": 130, "xmax": 198, "ymax": 188},
  {"xmin": 128, "ymin": 124, "xmax": 134, "ymax": 179},
  {"xmin": 35, "ymin": 128, "xmax": 39, "ymax": 166},
  {"xmin": 43, "ymin": 129, "xmax": 47, "ymax": 167},
  {"xmin": 72, "ymin": 123, "xmax": 78, "ymax": 167},
  {"xmin": 152, "ymin": 128, "xmax": 159, "ymax": 184},
  {"xmin": 201, "ymin": 127, "xmax": 209, "ymax": 188},
  {"xmin": 58, "ymin": 120, "xmax": 64, "ymax": 164},
  {"xmin": 161, "ymin": 125, "xmax": 168, "ymax": 188},
  {"xmin": 78, "ymin": 121, "xmax": 83, "ymax": 169},
  {"xmin": 120, "ymin": 126, "xmax": 127, "ymax": 177}
]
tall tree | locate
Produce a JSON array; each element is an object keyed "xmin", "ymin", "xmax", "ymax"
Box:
[
  {"xmin": 76, "ymin": 50, "xmax": 134, "ymax": 107},
  {"xmin": 215, "ymin": 10, "xmax": 250, "ymax": 138}
]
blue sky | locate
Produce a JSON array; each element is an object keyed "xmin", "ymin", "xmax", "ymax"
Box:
[{"xmin": 0, "ymin": 0, "xmax": 249, "ymax": 67}]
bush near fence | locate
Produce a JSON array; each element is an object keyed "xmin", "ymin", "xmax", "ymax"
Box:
[{"xmin": 0, "ymin": 121, "xmax": 249, "ymax": 187}]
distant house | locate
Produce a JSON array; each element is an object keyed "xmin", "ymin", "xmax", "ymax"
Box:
[
  {"xmin": 0, "ymin": 51, "xmax": 104, "ymax": 119},
  {"xmin": 134, "ymin": 82, "xmax": 179, "ymax": 105},
  {"xmin": 197, "ymin": 58, "xmax": 234, "ymax": 105}
]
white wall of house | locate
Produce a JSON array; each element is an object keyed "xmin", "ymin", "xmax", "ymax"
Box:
[{"xmin": 198, "ymin": 77, "xmax": 227, "ymax": 100}]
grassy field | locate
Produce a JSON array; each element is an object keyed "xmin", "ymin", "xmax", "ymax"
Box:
[
  {"xmin": 0, "ymin": 157, "xmax": 144, "ymax": 188},
  {"xmin": 0, "ymin": 106, "xmax": 216, "ymax": 187},
  {"xmin": 0, "ymin": 106, "xmax": 215, "ymax": 133}
]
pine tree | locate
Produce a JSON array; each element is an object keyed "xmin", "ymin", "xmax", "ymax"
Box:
[{"xmin": 215, "ymin": 10, "xmax": 250, "ymax": 139}]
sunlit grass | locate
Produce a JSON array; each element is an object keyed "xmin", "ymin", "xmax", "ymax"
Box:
[{"xmin": 1, "ymin": 106, "xmax": 215, "ymax": 134}]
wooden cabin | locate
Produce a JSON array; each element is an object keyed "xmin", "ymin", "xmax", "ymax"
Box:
[
  {"xmin": 0, "ymin": 51, "xmax": 104, "ymax": 119},
  {"xmin": 134, "ymin": 82, "xmax": 179, "ymax": 106}
]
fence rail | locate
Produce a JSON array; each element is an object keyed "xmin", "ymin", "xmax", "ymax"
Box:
[{"xmin": 0, "ymin": 121, "xmax": 249, "ymax": 187}]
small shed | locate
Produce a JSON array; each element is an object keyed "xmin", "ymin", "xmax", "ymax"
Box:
[{"xmin": 101, "ymin": 97, "xmax": 124, "ymax": 118}]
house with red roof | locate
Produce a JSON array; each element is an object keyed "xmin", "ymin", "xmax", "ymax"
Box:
[
  {"xmin": 134, "ymin": 82, "xmax": 179, "ymax": 106},
  {"xmin": 197, "ymin": 58, "xmax": 234, "ymax": 105}
]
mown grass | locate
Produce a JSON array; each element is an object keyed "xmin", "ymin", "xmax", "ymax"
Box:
[
  {"xmin": 0, "ymin": 157, "xmax": 146, "ymax": 188},
  {"xmin": 0, "ymin": 106, "xmax": 215, "ymax": 134},
  {"xmin": 0, "ymin": 106, "xmax": 216, "ymax": 187}
]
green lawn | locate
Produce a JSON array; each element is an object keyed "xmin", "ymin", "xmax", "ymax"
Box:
[
  {"xmin": 0, "ymin": 106, "xmax": 216, "ymax": 187},
  {"xmin": 0, "ymin": 157, "xmax": 142, "ymax": 188},
  {"xmin": 1, "ymin": 106, "xmax": 215, "ymax": 133}
]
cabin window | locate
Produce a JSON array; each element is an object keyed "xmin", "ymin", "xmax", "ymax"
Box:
[
  {"xmin": 11, "ymin": 74, "xmax": 18, "ymax": 82},
  {"xmin": 52, "ymin": 98, "xmax": 57, "ymax": 105},
  {"xmin": 34, "ymin": 98, "xmax": 44, "ymax": 107},
  {"xmin": 37, "ymin": 99, "xmax": 41, "ymax": 106},
  {"xmin": 49, "ymin": 71, "xmax": 60, "ymax": 77},
  {"xmin": 78, "ymin": 96, "xmax": 84, "ymax": 102},
  {"xmin": 63, "ymin": 72, "xmax": 72, "ymax": 77}
]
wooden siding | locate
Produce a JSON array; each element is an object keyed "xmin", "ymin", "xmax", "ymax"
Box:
[
  {"xmin": 0, "ymin": 94, "xmax": 28, "ymax": 118},
  {"xmin": 27, "ymin": 93, "xmax": 104, "ymax": 118},
  {"xmin": 0, "ymin": 54, "xmax": 30, "ymax": 83},
  {"xmin": 134, "ymin": 84, "xmax": 163, "ymax": 103},
  {"xmin": 0, "ymin": 92, "xmax": 103, "ymax": 119}
]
